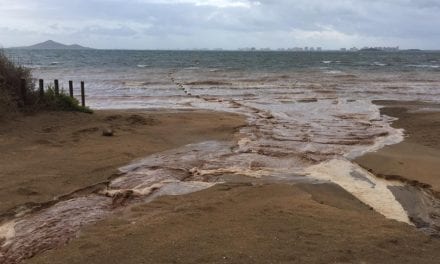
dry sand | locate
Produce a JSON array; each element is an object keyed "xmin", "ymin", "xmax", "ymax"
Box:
[{"xmin": 0, "ymin": 110, "xmax": 245, "ymax": 217}]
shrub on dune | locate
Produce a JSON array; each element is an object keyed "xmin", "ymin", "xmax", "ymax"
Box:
[{"xmin": 0, "ymin": 50, "xmax": 92, "ymax": 117}]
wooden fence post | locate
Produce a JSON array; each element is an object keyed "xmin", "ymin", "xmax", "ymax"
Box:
[
  {"xmin": 69, "ymin": 80, "xmax": 74, "ymax": 98},
  {"xmin": 81, "ymin": 81, "xmax": 85, "ymax": 107},
  {"xmin": 54, "ymin": 79, "xmax": 59, "ymax": 95},
  {"xmin": 20, "ymin": 79, "xmax": 27, "ymax": 105},
  {"xmin": 39, "ymin": 79, "xmax": 44, "ymax": 98}
]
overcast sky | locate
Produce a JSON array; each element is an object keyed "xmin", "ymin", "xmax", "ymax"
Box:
[{"xmin": 0, "ymin": 0, "xmax": 439, "ymax": 49}]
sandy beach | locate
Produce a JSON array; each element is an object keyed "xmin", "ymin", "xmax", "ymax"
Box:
[{"xmin": 5, "ymin": 102, "xmax": 435, "ymax": 264}]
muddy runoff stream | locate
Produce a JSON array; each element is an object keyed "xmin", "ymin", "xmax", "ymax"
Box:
[{"xmin": 1, "ymin": 72, "xmax": 440, "ymax": 263}]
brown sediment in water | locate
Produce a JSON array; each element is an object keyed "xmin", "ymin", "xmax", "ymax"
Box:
[{"xmin": 0, "ymin": 110, "xmax": 246, "ymax": 217}]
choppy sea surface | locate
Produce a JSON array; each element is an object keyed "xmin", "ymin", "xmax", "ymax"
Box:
[{"xmin": 1, "ymin": 50, "xmax": 440, "ymax": 263}]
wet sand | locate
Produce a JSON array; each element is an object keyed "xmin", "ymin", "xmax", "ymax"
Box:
[
  {"xmin": 0, "ymin": 110, "xmax": 245, "ymax": 217},
  {"xmin": 355, "ymin": 101, "xmax": 440, "ymax": 192}
]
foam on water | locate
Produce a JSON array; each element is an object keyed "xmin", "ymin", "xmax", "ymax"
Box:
[
  {"xmin": 0, "ymin": 222, "xmax": 15, "ymax": 247},
  {"xmin": 407, "ymin": 64, "xmax": 440, "ymax": 69}
]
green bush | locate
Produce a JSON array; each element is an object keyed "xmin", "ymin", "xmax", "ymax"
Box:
[{"xmin": 42, "ymin": 86, "xmax": 93, "ymax": 113}]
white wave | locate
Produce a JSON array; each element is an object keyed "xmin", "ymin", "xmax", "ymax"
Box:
[
  {"xmin": 324, "ymin": 70, "xmax": 343, "ymax": 74},
  {"xmin": 373, "ymin": 62, "xmax": 387, "ymax": 66},
  {"xmin": 183, "ymin": 67, "xmax": 200, "ymax": 70},
  {"xmin": 407, "ymin": 64, "xmax": 440, "ymax": 69}
]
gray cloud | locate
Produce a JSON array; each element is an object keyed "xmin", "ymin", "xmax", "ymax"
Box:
[{"xmin": 0, "ymin": 0, "xmax": 439, "ymax": 49}]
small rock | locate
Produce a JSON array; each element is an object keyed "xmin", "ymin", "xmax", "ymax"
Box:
[{"xmin": 102, "ymin": 128, "xmax": 114, "ymax": 137}]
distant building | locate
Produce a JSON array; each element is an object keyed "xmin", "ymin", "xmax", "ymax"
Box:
[
  {"xmin": 238, "ymin": 47, "xmax": 257, "ymax": 51},
  {"xmin": 340, "ymin": 48, "xmax": 347, "ymax": 52},
  {"xmin": 382, "ymin": 46, "xmax": 399, "ymax": 52},
  {"xmin": 360, "ymin": 46, "xmax": 400, "ymax": 52},
  {"xmin": 317, "ymin": 47, "xmax": 322, "ymax": 51},
  {"xmin": 350, "ymin": 47, "xmax": 359, "ymax": 52}
]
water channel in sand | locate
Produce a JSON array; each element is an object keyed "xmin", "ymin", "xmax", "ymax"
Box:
[{"xmin": 1, "ymin": 67, "xmax": 440, "ymax": 263}]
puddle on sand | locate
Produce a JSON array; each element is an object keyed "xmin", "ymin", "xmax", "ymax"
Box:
[{"xmin": 389, "ymin": 185, "xmax": 440, "ymax": 236}]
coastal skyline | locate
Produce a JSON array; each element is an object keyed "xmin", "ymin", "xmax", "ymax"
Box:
[
  {"xmin": 7, "ymin": 39, "xmax": 414, "ymax": 52},
  {"xmin": 1, "ymin": 0, "xmax": 439, "ymax": 50}
]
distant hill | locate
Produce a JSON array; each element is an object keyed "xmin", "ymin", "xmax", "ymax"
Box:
[{"xmin": 11, "ymin": 40, "xmax": 93, "ymax": 50}]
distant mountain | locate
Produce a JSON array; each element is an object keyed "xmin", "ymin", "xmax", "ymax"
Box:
[{"xmin": 11, "ymin": 40, "xmax": 93, "ymax": 50}]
